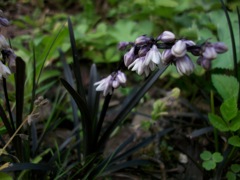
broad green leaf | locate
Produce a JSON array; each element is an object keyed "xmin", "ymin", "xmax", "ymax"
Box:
[
  {"xmin": 226, "ymin": 171, "xmax": 236, "ymax": 180},
  {"xmin": 209, "ymin": 10, "xmax": 240, "ymax": 69},
  {"xmin": 0, "ymin": 172, "xmax": 12, "ymax": 180},
  {"xmin": 200, "ymin": 151, "xmax": 212, "ymax": 161},
  {"xmin": 220, "ymin": 97, "xmax": 238, "ymax": 122},
  {"xmin": 208, "ymin": 113, "xmax": 229, "ymax": 132},
  {"xmin": 154, "ymin": 0, "xmax": 178, "ymax": 7},
  {"xmin": 110, "ymin": 20, "xmax": 137, "ymax": 41},
  {"xmin": 212, "ymin": 152, "xmax": 223, "ymax": 163},
  {"xmin": 231, "ymin": 164, "xmax": 240, "ymax": 173},
  {"xmin": 105, "ymin": 48, "xmax": 121, "ymax": 63},
  {"xmin": 212, "ymin": 75, "xmax": 239, "ymax": 100},
  {"xmin": 229, "ymin": 111, "xmax": 240, "ymax": 132},
  {"xmin": 228, "ymin": 136, "xmax": 240, "ymax": 147},
  {"xmin": 202, "ymin": 160, "xmax": 216, "ymax": 171}
]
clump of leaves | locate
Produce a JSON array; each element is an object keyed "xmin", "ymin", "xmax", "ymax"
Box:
[
  {"xmin": 200, "ymin": 151, "xmax": 223, "ymax": 171},
  {"xmin": 226, "ymin": 164, "xmax": 240, "ymax": 180}
]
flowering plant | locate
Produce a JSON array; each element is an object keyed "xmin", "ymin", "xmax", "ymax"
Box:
[{"xmin": 95, "ymin": 30, "xmax": 227, "ymax": 96}]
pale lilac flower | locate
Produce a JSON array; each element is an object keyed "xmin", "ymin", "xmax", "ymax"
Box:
[
  {"xmin": 202, "ymin": 46, "xmax": 217, "ymax": 60},
  {"xmin": 161, "ymin": 49, "xmax": 174, "ymax": 65},
  {"xmin": 213, "ymin": 42, "xmax": 228, "ymax": 53},
  {"xmin": 118, "ymin": 42, "xmax": 129, "ymax": 50},
  {"xmin": 175, "ymin": 55, "xmax": 195, "ymax": 76},
  {"xmin": 116, "ymin": 70, "xmax": 127, "ymax": 84},
  {"xmin": 0, "ymin": 17, "xmax": 9, "ymax": 27},
  {"xmin": 0, "ymin": 34, "xmax": 9, "ymax": 49},
  {"xmin": 124, "ymin": 47, "xmax": 135, "ymax": 67},
  {"xmin": 138, "ymin": 46, "xmax": 150, "ymax": 57},
  {"xmin": 135, "ymin": 35, "xmax": 151, "ymax": 45},
  {"xmin": 171, "ymin": 40, "xmax": 187, "ymax": 57},
  {"xmin": 157, "ymin": 31, "xmax": 175, "ymax": 43},
  {"xmin": 94, "ymin": 75, "xmax": 113, "ymax": 96},
  {"xmin": 0, "ymin": 61, "xmax": 11, "ymax": 79},
  {"xmin": 184, "ymin": 40, "xmax": 196, "ymax": 46},
  {"xmin": 94, "ymin": 71, "xmax": 127, "ymax": 96},
  {"xmin": 201, "ymin": 58, "xmax": 211, "ymax": 70},
  {"xmin": 144, "ymin": 45, "xmax": 161, "ymax": 66},
  {"xmin": 128, "ymin": 57, "xmax": 145, "ymax": 75},
  {"xmin": 128, "ymin": 57, "xmax": 156, "ymax": 76}
]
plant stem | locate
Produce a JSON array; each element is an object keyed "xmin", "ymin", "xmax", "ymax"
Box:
[
  {"xmin": 210, "ymin": 90, "xmax": 219, "ymax": 152},
  {"xmin": 2, "ymin": 78, "xmax": 15, "ymax": 131},
  {"xmin": 0, "ymin": 116, "xmax": 28, "ymax": 155}
]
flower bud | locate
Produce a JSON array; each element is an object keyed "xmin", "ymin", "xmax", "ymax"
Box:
[
  {"xmin": 201, "ymin": 59, "xmax": 211, "ymax": 70},
  {"xmin": 0, "ymin": 61, "xmax": 11, "ymax": 79},
  {"xmin": 189, "ymin": 46, "xmax": 201, "ymax": 56},
  {"xmin": 124, "ymin": 47, "xmax": 135, "ymax": 67},
  {"xmin": 196, "ymin": 56, "xmax": 203, "ymax": 65},
  {"xmin": 157, "ymin": 31, "xmax": 175, "ymax": 43},
  {"xmin": 134, "ymin": 35, "xmax": 151, "ymax": 46},
  {"xmin": 171, "ymin": 40, "xmax": 187, "ymax": 57},
  {"xmin": 0, "ymin": 34, "xmax": 9, "ymax": 49},
  {"xmin": 7, "ymin": 49, "xmax": 16, "ymax": 72},
  {"xmin": 116, "ymin": 70, "xmax": 127, "ymax": 84},
  {"xmin": 144, "ymin": 45, "xmax": 161, "ymax": 66},
  {"xmin": 118, "ymin": 42, "xmax": 129, "ymax": 50},
  {"xmin": 184, "ymin": 40, "xmax": 196, "ymax": 46},
  {"xmin": 202, "ymin": 47, "xmax": 217, "ymax": 60},
  {"xmin": 175, "ymin": 55, "xmax": 195, "ymax": 76},
  {"xmin": 213, "ymin": 42, "xmax": 228, "ymax": 54},
  {"xmin": 161, "ymin": 49, "xmax": 174, "ymax": 65},
  {"xmin": 0, "ymin": 17, "xmax": 9, "ymax": 27},
  {"xmin": 138, "ymin": 46, "xmax": 150, "ymax": 57},
  {"xmin": 112, "ymin": 80, "xmax": 120, "ymax": 88}
]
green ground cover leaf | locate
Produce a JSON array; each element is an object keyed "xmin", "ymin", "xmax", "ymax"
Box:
[
  {"xmin": 220, "ymin": 97, "xmax": 238, "ymax": 122},
  {"xmin": 212, "ymin": 75, "xmax": 239, "ymax": 100},
  {"xmin": 228, "ymin": 136, "xmax": 240, "ymax": 147},
  {"xmin": 208, "ymin": 113, "xmax": 229, "ymax": 132}
]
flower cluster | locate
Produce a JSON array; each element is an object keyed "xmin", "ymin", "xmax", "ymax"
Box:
[
  {"xmin": 0, "ymin": 10, "xmax": 16, "ymax": 80},
  {"xmin": 95, "ymin": 30, "xmax": 228, "ymax": 96},
  {"xmin": 94, "ymin": 70, "xmax": 126, "ymax": 96}
]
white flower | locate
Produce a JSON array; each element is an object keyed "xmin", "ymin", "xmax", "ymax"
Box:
[
  {"xmin": 94, "ymin": 71, "xmax": 127, "ymax": 96},
  {"xmin": 94, "ymin": 75, "xmax": 113, "ymax": 96},
  {"xmin": 128, "ymin": 57, "xmax": 145, "ymax": 75},
  {"xmin": 0, "ymin": 61, "xmax": 11, "ymax": 79},
  {"xmin": 144, "ymin": 45, "xmax": 161, "ymax": 66},
  {"xmin": 175, "ymin": 55, "xmax": 195, "ymax": 76},
  {"xmin": 171, "ymin": 40, "xmax": 187, "ymax": 57},
  {"xmin": 116, "ymin": 70, "xmax": 126, "ymax": 84},
  {"xmin": 129, "ymin": 57, "xmax": 156, "ymax": 76}
]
